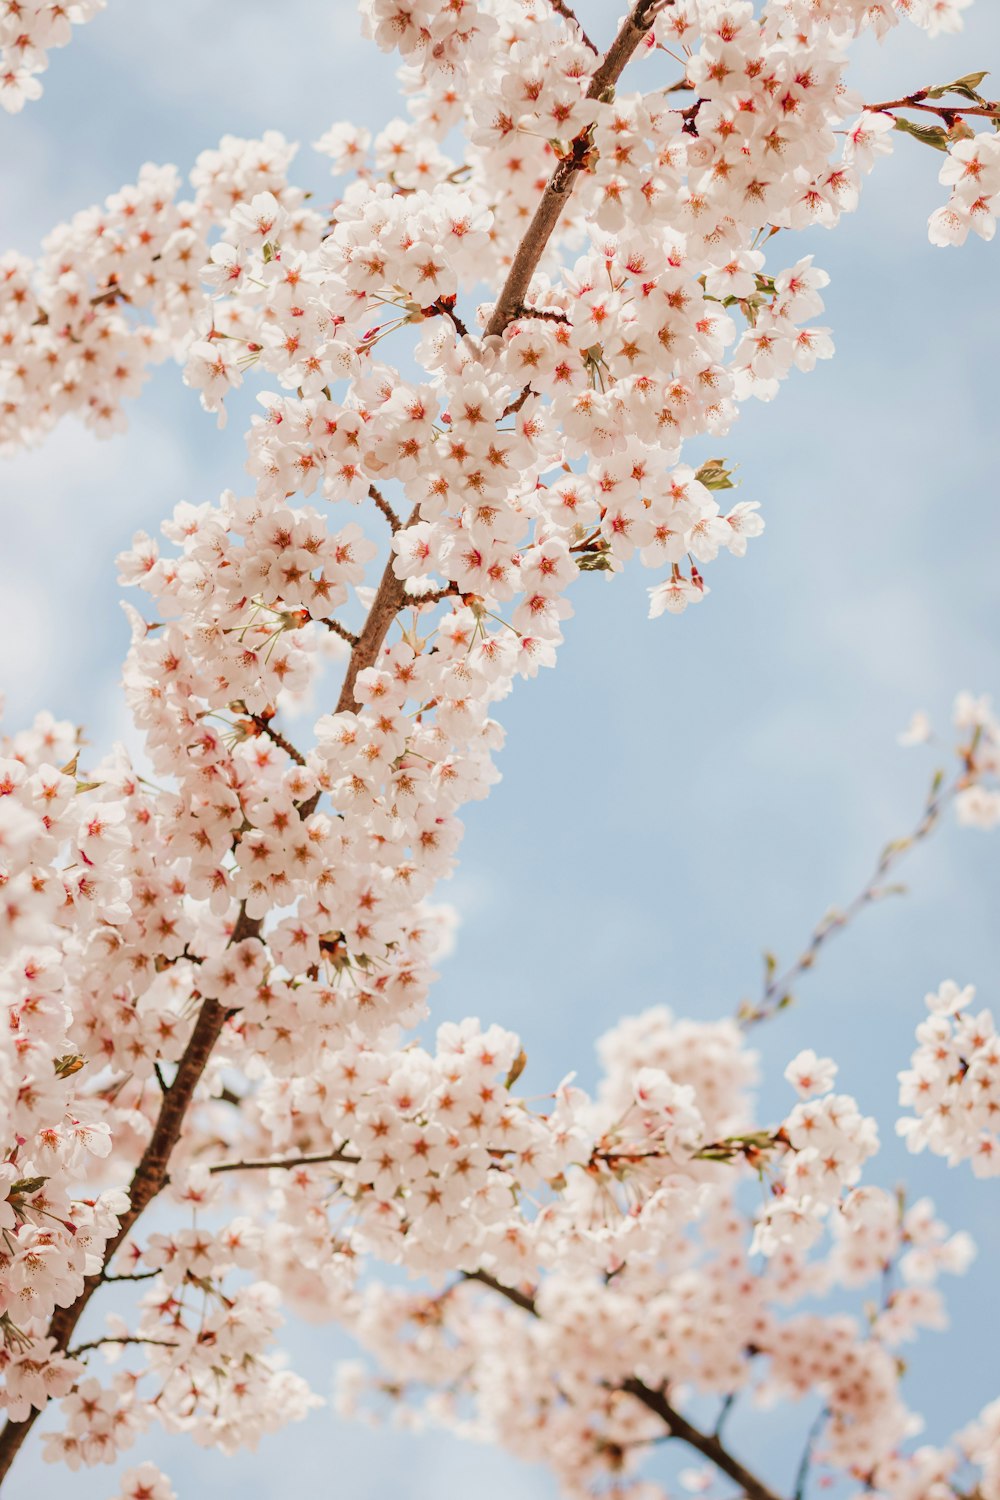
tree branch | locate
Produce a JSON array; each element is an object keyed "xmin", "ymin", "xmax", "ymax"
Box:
[
  {"xmin": 207, "ymin": 1148, "xmax": 359, "ymax": 1174},
  {"xmin": 66, "ymin": 1335, "xmax": 179, "ymax": 1360},
  {"xmin": 335, "ymin": 504, "xmax": 420, "ymax": 713},
  {"xmin": 404, "ymin": 582, "xmax": 460, "ymax": 608},
  {"xmin": 369, "ymin": 482, "xmax": 401, "ymax": 533},
  {"xmin": 867, "ymin": 91, "xmax": 1000, "ymax": 123},
  {"xmin": 462, "ymin": 1270, "xmax": 784, "ymax": 1500},
  {"xmin": 544, "ymin": 0, "xmax": 598, "ymax": 55},
  {"xmin": 322, "ymin": 616, "xmax": 362, "ymax": 648},
  {"xmin": 485, "ymin": 0, "xmax": 669, "ymax": 339},
  {"xmin": 427, "ymin": 295, "xmax": 470, "ymax": 339},
  {"xmin": 0, "ymin": 985, "xmax": 234, "ymax": 1479},
  {"xmin": 741, "ymin": 767, "xmax": 963, "ymax": 1025},
  {"xmin": 249, "ymin": 713, "xmax": 307, "ymax": 766},
  {"xmin": 0, "ymin": 486, "xmax": 444, "ymax": 1475},
  {"xmin": 621, "ymin": 1380, "xmax": 785, "ymax": 1500}
]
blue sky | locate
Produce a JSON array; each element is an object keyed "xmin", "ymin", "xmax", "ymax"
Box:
[{"xmin": 3, "ymin": 4, "xmax": 1000, "ymax": 1497}]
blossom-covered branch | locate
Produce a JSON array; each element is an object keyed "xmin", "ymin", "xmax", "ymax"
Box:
[{"xmin": 1, "ymin": 0, "xmax": 998, "ymax": 1495}]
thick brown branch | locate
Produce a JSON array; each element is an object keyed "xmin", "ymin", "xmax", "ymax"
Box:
[
  {"xmin": 501, "ymin": 383, "xmax": 535, "ymax": 419},
  {"xmin": 485, "ymin": 0, "xmax": 669, "ymax": 338},
  {"xmin": 0, "ymin": 15, "xmax": 665, "ymax": 1483},
  {"xmin": 0, "ymin": 903, "xmax": 265, "ymax": 1480}
]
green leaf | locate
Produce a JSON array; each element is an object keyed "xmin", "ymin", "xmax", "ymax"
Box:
[
  {"xmin": 9, "ymin": 1176, "xmax": 47, "ymax": 1197},
  {"xmin": 53, "ymin": 1054, "xmax": 86, "ymax": 1078},
  {"xmin": 695, "ymin": 458, "xmax": 738, "ymax": 491},
  {"xmin": 926, "ymin": 70, "xmax": 989, "ymax": 102},
  {"xmin": 504, "ymin": 1049, "xmax": 528, "ymax": 1090},
  {"xmin": 893, "ymin": 117, "xmax": 950, "ymax": 153}
]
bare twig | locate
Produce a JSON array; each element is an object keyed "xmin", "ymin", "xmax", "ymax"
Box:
[
  {"xmin": 67, "ymin": 1335, "xmax": 179, "ymax": 1360},
  {"xmin": 322, "ymin": 616, "xmax": 362, "ymax": 648},
  {"xmin": 740, "ymin": 769, "xmax": 959, "ymax": 1026},
  {"xmin": 792, "ymin": 1407, "xmax": 828, "ymax": 1500},
  {"xmin": 31, "ymin": 283, "xmax": 131, "ymax": 328},
  {"xmin": 463, "ymin": 1268, "xmax": 537, "ymax": 1313},
  {"xmin": 867, "ymin": 90, "xmax": 1000, "ymax": 123},
  {"xmin": 249, "ymin": 713, "xmax": 307, "ymax": 767},
  {"xmin": 428, "ymin": 294, "xmax": 470, "ymax": 339},
  {"xmin": 208, "ymin": 1148, "xmax": 359, "ymax": 1174},
  {"xmin": 369, "ymin": 482, "xmax": 401, "ymax": 533},
  {"xmin": 511, "ymin": 304, "xmax": 571, "ymax": 325},
  {"xmin": 545, "ymin": 0, "xmax": 598, "ymax": 55}
]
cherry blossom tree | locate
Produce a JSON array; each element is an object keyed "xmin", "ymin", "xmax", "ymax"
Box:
[{"xmin": 1, "ymin": 2, "xmax": 999, "ymax": 1498}]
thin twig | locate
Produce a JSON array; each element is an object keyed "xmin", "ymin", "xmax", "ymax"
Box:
[
  {"xmin": 249, "ymin": 713, "xmax": 307, "ymax": 767},
  {"xmin": 31, "ymin": 283, "xmax": 131, "ymax": 328},
  {"xmin": 545, "ymin": 0, "xmax": 598, "ymax": 54},
  {"xmin": 792, "ymin": 1407, "xmax": 828, "ymax": 1500},
  {"xmin": 740, "ymin": 770, "xmax": 960, "ymax": 1026},
  {"xmin": 369, "ymin": 482, "xmax": 401, "ymax": 533},
  {"xmin": 322, "ymin": 616, "xmax": 361, "ymax": 648},
  {"xmin": 867, "ymin": 90, "xmax": 1000, "ymax": 123},
  {"xmin": 428, "ymin": 295, "xmax": 470, "ymax": 339},
  {"xmin": 463, "ymin": 1268, "xmax": 537, "ymax": 1313},
  {"xmin": 405, "ymin": 583, "xmax": 461, "ymax": 608},
  {"xmin": 501, "ymin": 383, "xmax": 535, "ymax": 419},
  {"xmin": 208, "ymin": 1148, "xmax": 359, "ymax": 1175},
  {"xmin": 67, "ymin": 1335, "xmax": 179, "ymax": 1360},
  {"xmin": 714, "ymin": 1391, "xmax": 736, "ymax": 1438}
]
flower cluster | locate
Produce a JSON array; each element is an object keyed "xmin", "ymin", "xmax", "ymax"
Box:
[
  {"xmin": 328, "ymin": 1027, "xmax": 976, "ymax": 1496},
  {"xmin": 0, "ymin": 0, "xmax": 104, "ymax": 114},
  {"xmin": 0, "ymin": 131, "xmax": 312, "ymax": 451},
  {"xmin": 898, "ymin": 980, "xmax": 1000, "ymax": 1176}
]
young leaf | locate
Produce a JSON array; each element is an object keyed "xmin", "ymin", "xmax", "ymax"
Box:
[
  {"xmin": 695, "ymin": 458, "xmax": 738, "ymax": 491},
  {"xmin": 926, "ymin": 71, "xmax": 989, "ymax": 102},
  {"xmin": 893, "ymin": 117, "xmax": 950, "ymax": 153}
]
